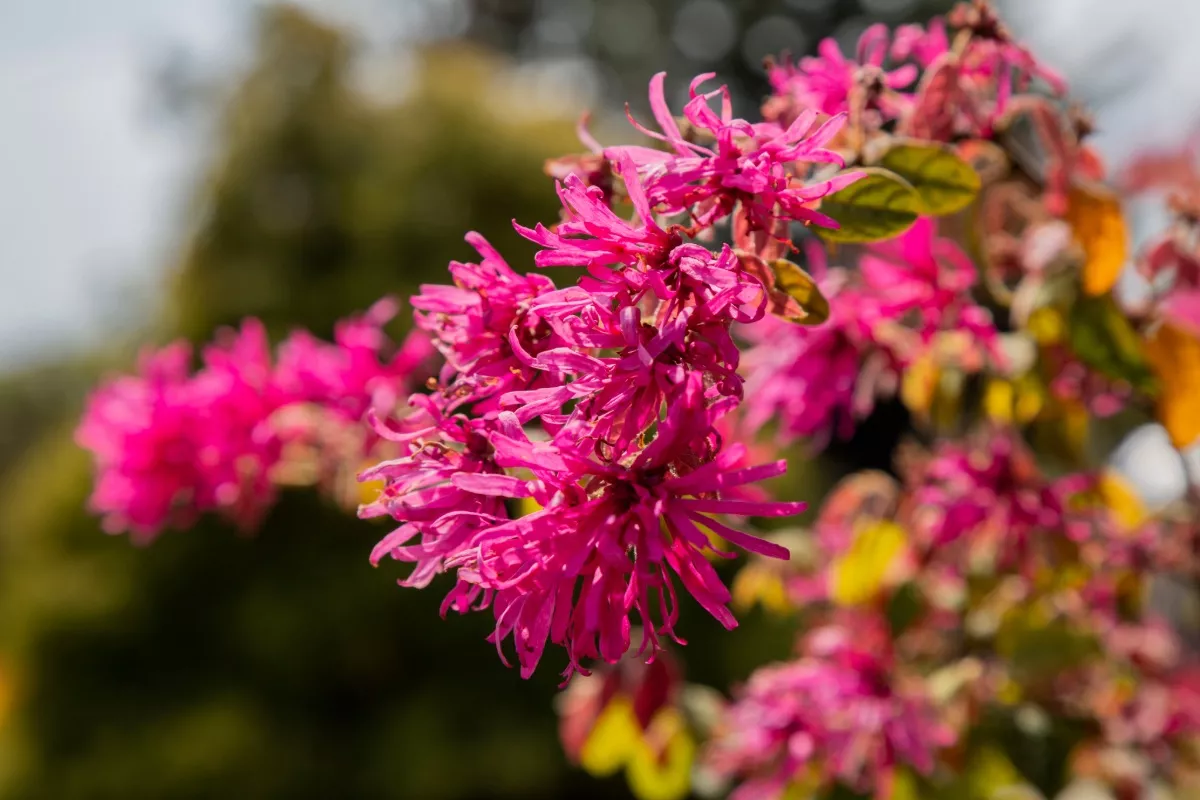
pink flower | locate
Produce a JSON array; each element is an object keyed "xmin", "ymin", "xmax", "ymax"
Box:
[
  {"xmin": 768, "ymin": 24, "xmax": 918, "ymax": 122},
  {"xmin": 891, "ymin": 18, "xmax": 951, "ymax": 69},
  {"xmin": 739, "ymin": 283, "xmax": 881, "ymax": 446},
  {"xmin": 608, "ymin": 73, "xmax": 860, "ymax": 234},
  {"xmin": 79, "ymin": 305, "xmax": 427, "ymax": 540},
  {"xmin": 367, "ymin": 375, "xmax": 801, "ymax": 679},
  {"xmin": 412, "ymin": 233, "xmax": 562, "ymax": 411},
  {"xmin": 906, "ymin": 430, "xmax": 1063, "ymax": 564},
  {"xmin": 706, "ymin": 618, "xmax": 952, "ymax": 798},
  {"xmin": 77, "ymin": 321, "xmax": 285, "ymax": 540},
  {"xmin": 503, "ymin": 244, "xmax": 765, "ymax": 456},
  {"xmin": 77, "ymin": 343, "xmax": 213, "ymax": 540},
  {"xmin": 858, "ymin": 217, "xmax": 999, "ymax": 357},
  {"xmin": 275, "ymin": 297, "xmax": 432, "ymax": 422},
  {"xmin": 514, "ymin": 155, "xmax": 681, "ymax": 281},
  {"xmin": 948, "ymin": 0, "xmax": 1068, "ymax": 106},
  {"xmin": 1043, "ymin": 348, "xmax": 1132, "ymax": 418}
]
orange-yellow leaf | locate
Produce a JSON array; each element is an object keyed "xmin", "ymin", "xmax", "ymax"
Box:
[
  {"xmin": 1066, "ymin": 185, "xmax": 1128, "ymax": 296},
  {"xmin": 1097, "ymin": 470, "xmax": 1147, "ymax": 532},
  {"xmin": 1144, "ymin": 323, "xmax": 1200, "ymax": 448}
]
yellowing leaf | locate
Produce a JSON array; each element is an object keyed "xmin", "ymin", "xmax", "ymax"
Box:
[
  {"xmin": 1026, "ymin": 307, "xmax": 1065, "ymax": 345},
  {"xmin": 579, "ymin": 697, "xmax": 641, "ymax": 777},
  {"xmin": 1097, "ymin": 470, "xmax": 1147, "ymax": 531},
  {"xmin": 984, "ymin": 378, "xmax": 1045, "ymax": 425},
  {"xmin": 358, "ymin": 474, "xmax": 385, "ymax": 507},
  {"xmin": 889, "ymin": 768, "xmax": 921, "ymax": 800},
  {"xmin": 1068, "ymin": 294, "xmax": 1155, "ymax": 392},
  {"xmin": 1014, "ymin": 375, "xmax": 1046, "ymax": 424},
  {"xmin": 984, "ymin": 379, "xmax": 1016, "ymax": 424},
  {"xmin": 732, "ymin": 564, "xmax": 791, "ymax": 615},
  {"xmin": 625, "ymin": 710, "xmax": 696, "ymax": 800},
  {"xmin": 817, "ymin": 168, "xmax": 922, "ymax": 243},
  {"xmin": 879, "ymin": 140, "xmax": 982, "ymax": 216},
  {"xmin": 901, "ymin": 352, "xmax": 939, "ymax": 417},
  {"xmin": 769, "ymin": 259, "xmax": 830, "ymax": 325},
  {"xmin": 966, "ymin": 746, "xmax": 1027, "ymax": 799},
  {"xmin": 1066, "ymin": 185, "xmax": 1128, "ymax": 296},
  {"xmin": 829, "ymin": 521, "xmax": 909, "ymax": 606},
  {"xmin": 515, "ymin": 496, "xmax": 543, "ymax": 518},
  {"xmin": 1144, "ymin": 323, "xmax": 1200, "ymax": 448}
]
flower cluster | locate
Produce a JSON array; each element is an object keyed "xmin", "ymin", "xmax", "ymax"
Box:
[
  {"xmin": 739, "ymin": 217, "xmax": 1000, "ymax": 445},
  {"xmin": 362, "ymin": 73, "xmax": 864, "ymax": 677},
  {"xmin": 705, "ymin": 618, "xmax": 952, "ymax": 799},
  {"xmin": 77, "ymin": 300, "xmax": 429, "ymax": 540}
]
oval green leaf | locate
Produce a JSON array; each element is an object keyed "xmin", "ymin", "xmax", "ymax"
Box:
[
  {"xmin": 769, "ymin": 259, "xmax": 830, "ymax": 325},
  {"xmin": 817, "ymin": 168, "xmax": 921, "ymax": 243},
  {"xmin": 880, "ymin": 140, "xmax": 982, "ymax": 216}
]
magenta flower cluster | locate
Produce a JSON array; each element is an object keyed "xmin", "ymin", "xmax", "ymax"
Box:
[
  {"xmin": 706, "ymin": 618, "xmax": 952, "ymax": 799},
  {"xmin": 361, "ymin": 74, "xmax": 863, "ymax": 679},
  {"xmin": 77, "ymin": 300, "xmax": 430, "ymax": 540}
]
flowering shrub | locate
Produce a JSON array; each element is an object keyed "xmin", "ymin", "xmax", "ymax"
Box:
[{"xmin": 77, "ymin": 2, "xmax": 1200, "ymax": 798}]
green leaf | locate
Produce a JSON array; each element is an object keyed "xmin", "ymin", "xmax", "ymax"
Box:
[
  {"xmin": 885, "ymin": 582, "xmax": 925, "ymax": 637},
  {"xmin": 769, "ymin": 259, "xmax": 830, "ymax": 324},
  {"xmin": 817, "ymin": 168, "xmax": 921, "ymax": 243},
  {"xmin": 1067, "ymin": 294, "xmax": 1156, "ymax": 393},
  {"xmin": 880, "ymin": 140, "xmax": 982, "ymax": 216}
]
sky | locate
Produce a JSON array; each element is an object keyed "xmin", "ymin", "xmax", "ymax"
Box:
[{"xmin": 2, "ymin": 0, "xmax": 1200, "ymax": 370}]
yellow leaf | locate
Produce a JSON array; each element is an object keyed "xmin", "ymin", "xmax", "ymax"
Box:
[
  {"xmin": 1026, "ymin": 307, "xmax": 1065, "ymax": 345},
  {"xmin": 625, "ymin": 710, "xmax": 696, "ymax": 800},
  {"xmin": 579, "ymin": 697, "xmax": 641, "ymax": 777},
  {"xmin": 984, "ymin": 379, "xmax": 1016, "ymax": 424},
  {"xmin": 515, "ymin": 496, "xmax": 543, "ymax": 518},
  {"xmin": 829, "ymin": 521, "xmax": 909, "ymax": 606},
  {"xmin": 1145, "ymin": 323, "xmax": 1200, "ymax": 448},
  {"xmin": 967, "ymin": 746, "xmax": 1027, "ymax": 798},
  {"xmin": 1066, "ymin": 185, "xmax": 1128, "ymax": 296},
  {"xmin": 901, "ymin": 353, "xmax": 939, "ymax": 417},
  {"xmin": 769, "ymin": 259, "xmax": 830, "ymax": 325},
  {"xmin": 1014, "ymin": 375, "xmax": 1045, "ymax": 424},
  {"xmin": 1097, "ymin": 470, "xmax": 1147, "ymax": 531},
  {"xmin": 731, "ymin": 564, "xmax": 791, "ymax": 615},
  {"xmin": 889, "ymin": 768, "xmax": 921, "ymax": 800}
]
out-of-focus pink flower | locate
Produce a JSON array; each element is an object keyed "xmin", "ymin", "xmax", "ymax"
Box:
[
  {"xmin": 891, "ymin": 18, "xmax": 951, "ymax": 69},
  {"xmin": 706, "ymin": 618, "xmax": 952, "ymax": 798},
  {"xmin": 739, "ymin": 281, "xmax": 881, "ymax": 446},
  {"xmin": 768, "ymin": 24, "xmax": 918, "ymax": 123},
  {"xmin": 78, "ymin": 306, "xmax": 427, "ymax": 540},
  {"xmin": 859, "ymin": 217, "xmax": 999, "ymax": 358},
  {"xmin": 1043, "ymin": 348, "xmax": 1133, "ymax": 419},
  {"xmin": 77, "ymin": 343, "xmax": 215, "ymax": 541},
  {"xmin": 78, "ymin": 321, "xmax": 285, "ymax": 540},
  {"xmin": 276, "ymin": 297, "xmax": 432, "ymax": 422},
  {"xmin": 905, "ymin": 430, "xmax": 1063, "ymax": 565},
  {"xmin": 948, "ymin": 0, "xmax": 1068, "ymax": 105}
]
